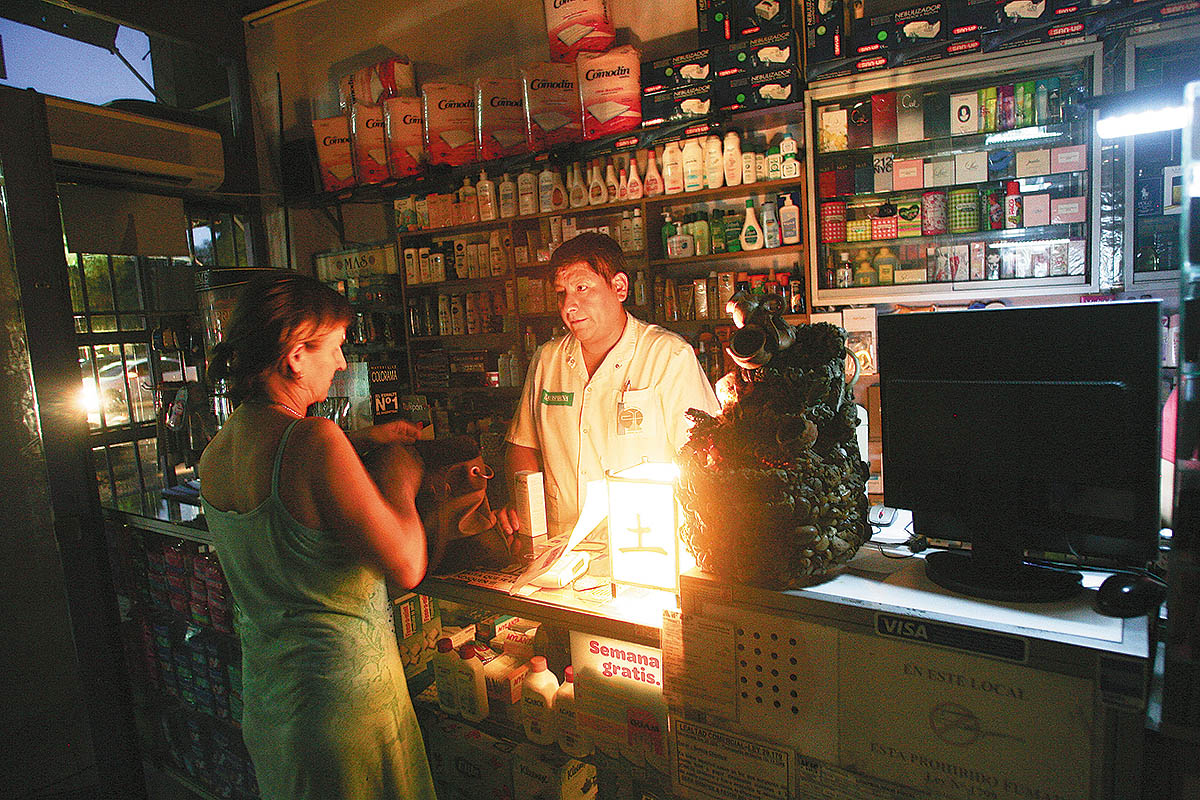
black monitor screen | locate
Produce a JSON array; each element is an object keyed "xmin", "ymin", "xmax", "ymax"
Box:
[{"xmin": 878, "ymin": 301, "xmax": 1161, "ymax": 602}]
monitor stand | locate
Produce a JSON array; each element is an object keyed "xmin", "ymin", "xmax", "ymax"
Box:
[{"xmin": 924, "ymin": 531, "xmax": 1083, "ymax": 603}]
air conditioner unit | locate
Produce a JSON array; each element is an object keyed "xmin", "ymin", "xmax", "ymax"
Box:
[{"xmin": 44, "ymin": 96, "xmax": 225, "ymax": 191}]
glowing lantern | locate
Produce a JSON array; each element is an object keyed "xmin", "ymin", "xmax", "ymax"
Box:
[{"xmin": 605, "ymin": 461, "xmax": 694, "ymax": 595}]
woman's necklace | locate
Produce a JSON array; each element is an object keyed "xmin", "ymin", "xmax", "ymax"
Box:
[{"xmin": 251, "ymin": 398, "xmax": 305, "ymax": 419}]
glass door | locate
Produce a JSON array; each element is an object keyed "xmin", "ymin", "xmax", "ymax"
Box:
[
  {"xmin": 806, "ymin": 42, "xmax": 1102, "ymax": 307},
  {"xmin": 1124, "ymin": 24, "xmax": 1200, "ymax": 290}
]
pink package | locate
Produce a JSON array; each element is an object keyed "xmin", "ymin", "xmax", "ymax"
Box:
[
  {"xmin": 349, "ymin": 103, "xmax": 389, "ymax": 184},
  {"xmin": 543, "ymin": 0, "xmax": 615, "ymax": 63},
  {"xmin": 339, "ymin": 58, "xmax": 416, "ymax": 109},
  {"xmin": 382, "ymin": 96, "xmax": 423, "ymax": 178},
  {"xmin": 421, "ymin": 83, "xmax": 477, "ymax": 167},
  {"xmin": 312, "ymin": 115, "xmax": 356, "ymax": 192},
  {"xmin": 522, "ymin": 62, "xmax": 582, "ymax": 148},
  {"xmin": 475, "ymin": 78, "xmax": 528, "ymax": 160},
  {"xmin": 577, "ymin": 46, "xmax": 642, "ymax": 140}
]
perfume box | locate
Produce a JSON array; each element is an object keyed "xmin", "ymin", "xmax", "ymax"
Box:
[
  {"xmin": 1050, "ymin": 145, "xmax": 1086, "ymax": 174},
  {"xmin": 896, "ymin": 88, "xmax": 924, "ymax": 142},
  {"xmin": 923, "ymin": 91, "xmax": 950, "ymax": 138},
  {"xmin": 818, "ymin": 106, "xmax": 849, "ymax": 152},
  {"xmin": 926, "ymin": 157, "xmax": 955, "ymax": 187},
  {"xmin": 874, "ymin": 152, "xmax": 894, "ymax": 192},
  {"xmin": 1024, "ymin": 193, "xmax": 1051, "ymax": 227},
  {"xmin": 1016, "ymin": 149, "xmax": 1050, "ymax": 178},
  {"xmin": 847, "ymin": 98, "xmax": 873, "ymax": 149},
  {"xmin": 950, "ymin": 91, "xmax": 979, "ymax": 135},
  {"xmin": 955, "ymin": 151, "xmax": 987, "ymax": 184},
  {"xmin": 1050, "ymin": 196, "xmax": 1086, "ymax": 224},
  {"xmin": 872, "ymin": 92, "xmax": 898, "ymax": 146},
  {"xmin": 893, "ymin": 158, "xmax": 924, "ymax": 191}
]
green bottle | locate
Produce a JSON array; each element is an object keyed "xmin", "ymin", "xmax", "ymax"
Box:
[
  {"xmin": 725, "ymin": 207, "xmax": 742, "ymax": 253},
  {"xmin": 711, "ymin": 210, "xmax": 726, "ymax": 253}
]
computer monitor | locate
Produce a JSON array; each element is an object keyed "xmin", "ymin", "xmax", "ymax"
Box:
[{"xmin": 878, "ymin": 301, "xmax": 1162, "ymax": 603}]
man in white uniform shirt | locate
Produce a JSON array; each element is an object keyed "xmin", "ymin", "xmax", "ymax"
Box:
[{"xmin": 504, "ymin": 233, "xmax": 720, "ymax": 536}]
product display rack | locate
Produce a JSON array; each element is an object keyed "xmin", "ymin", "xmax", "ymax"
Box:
[{"xmin": 805, "ymin": 41, "xmax": 1103, "ymax": 306}]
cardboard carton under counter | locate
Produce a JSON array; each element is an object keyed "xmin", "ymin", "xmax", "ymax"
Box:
[
  {"xmin": 421, "ymin": 711, "xmax": 517, "ymax": 800},
  {"xmin": 512, "ymin": 744, "xmax": 597, "ymax": 800}
]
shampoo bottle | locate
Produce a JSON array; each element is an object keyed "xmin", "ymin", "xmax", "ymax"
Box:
[
  {"xmin": 589, "ymin": 162, "xmax": 608, "ymax": 205},
  {"xmin": 554, "ymin": 666, "xmax": 593, "ymax": 758},
  {"xmin": 662, "ymin": 141, "xmax": 685, "ymax": 195},
  {"xmin": 741, "ymin": 140, "xmax": 757, "ymax": 185},
  {"xmin": 569, "ymin": 163, "xmax": 588, "ymax": 208},
  {"xmin": 517, "ymin": 169, "xmax": 539, "ymax": 216},
  {"xmin": 538, "ymin": 165, "xmax": 556, "ymax": 213},
  {"xmin": 498, "ymin": 173, "xmax": 517, "ymax": 218},
  {"xmin": 740, "ymin": 198, "xmax": 764, "ymax": 251},
  {"xmin": 644, "ymin": 149, "xmax": 664, "ymax": 197},
  {"xmin": 618, "ymin": 167, "xmax": 629, "ymax": 200},
  {"xmin": 605, "ymin": 160, "xmax": 620, "ymax": 199},
  {"xmin": 681, "ymin": 138, "xmax": 704, "ymax": 193},
  {"xmin": 459, "ymin": 176, "xmax": 479, "ymax": 223},
  {"xmin": 631, "ymin": 208, "xmax": 645, "ymax": 251},
  {"xmin": 761, "ymin": 201, "xmax": 780, "ymax": 248},
  {"xmin": 521, "ymin": 656, "xmax": 559, "ymax": 745},
  {"xmin": 704, "ymin": 134, "xmax": 724, "ymax": 189},
  {"xmin": 476, "ymin": 171, "xmax": 497, "ymax": 221},
  {"xmin": 723, "ymin": 130, "xmax": 743, "ymax": 187}
]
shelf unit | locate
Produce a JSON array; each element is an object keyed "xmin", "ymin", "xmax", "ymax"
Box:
[{"xmin": 805, "ymin": 41, "xmax": 1103, "ymax": 306}]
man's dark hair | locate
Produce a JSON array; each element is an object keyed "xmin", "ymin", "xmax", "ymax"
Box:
[{"xmin": 549, "ymin": 232, "xmax": 627, "ymax": 285}]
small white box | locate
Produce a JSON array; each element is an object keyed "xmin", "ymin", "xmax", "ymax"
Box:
[
  {"xmin": 512, "ymin": 743, "xmax": 598, "ymax": 800},
  {"xmin": 950, "ymin": 92, "xmax": 978, "ymax": 135},
  {"xmin": 954, "ymin": 151, "xmax": 987, "ymax": 184},
  {"xmin": 1016, "ymin": 149, "xmax": 1050, "ymax": 178},
  {"xmin": 515, "ymin": 470, "xmax": 548, "ymax": 539}
]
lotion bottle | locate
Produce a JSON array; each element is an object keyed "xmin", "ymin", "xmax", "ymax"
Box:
[
  {"xmin": 662, "ymin": 141, "xmax": 685, "ymax": 195},
  {"xmin": 538, "ymin": 165, "xmax": 556, "ymax": 213},
  {"xmin": 740, "ymin": 198, "xmax": 764, "ymax": 251},
  {"xmin": 704, "ymin": 134, "xmax": 724, "ymax": 190},
  {"xmin": 459, "ymin": 176, "xmax": 479, "ymax": 223},
  {"xmin": 681, "ymin": 138, "xmax": 704, "ymax": 193},
  {"xmin": 605, "ymin": 160, "xmax": 620, "ymax": 199},
  {"xmin": 618, "ymin": 167, "xmax": 629, "ymax": 200},
  {"xmin": 627, "ymin": 157, "xmax": 644, "ymax": 199},
  {"xmin": 741, "ymin": 140, "xmax": 757, "ymax": 185},
  {"xmin": 644, "ymin": 149, "xmax": 664, "ymax": 197},
  {"xmin": 433, "ymin": 637, "xmax": 459, "ymax": 715},
  {"xmin": 551, "ymin": 168, "xmax": 568, "ymax": 210},
  {"xmin": 631, "ymin": 208, "xmax": 645, "ymax": 251},
  {"xmin": 723, "ymin": 130, "xmax": 743, "ymax": 187},
  {"xmin": 476, "ymin": 171, "xmax": 497, "ymax": 221},
  {"xmin": 521, "ymin": 655, "xmax": 559, "ymax": 745},
  {"xmin": 554, "ymin": 666, "xmax": 593, "ymax": 757},
  {"xmin": 517, "ymin": 169, "xmax": 539, "ymax": 216},
  {"xmin": 779, "ymin": 195, "xmax": 800, "ymax": 245},
  {"xmin": 498, "ymin": 173, "xmax": 518, "ymax": 218},
  {"xmin": 455, "ymin": 643, "xmax": 489, "ymax": 722}
]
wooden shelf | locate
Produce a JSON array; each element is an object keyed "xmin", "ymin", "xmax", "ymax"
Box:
[
  {"xmin": 645, "ymin": 176, "xmax": 804, "ymax": 208},
  {"xmin": 651, "ymin": 243, "xmax": 806, "ymax": 269}
]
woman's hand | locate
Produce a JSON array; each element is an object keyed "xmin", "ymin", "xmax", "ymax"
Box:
[{"xmin": 347, "ymin": 419, "xmax": 425, "ymax": 457}]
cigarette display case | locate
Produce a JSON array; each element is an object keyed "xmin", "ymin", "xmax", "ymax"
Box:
[{"xmin": 805, "ymin": 41, "xmax": 1102, "ymax": 306}]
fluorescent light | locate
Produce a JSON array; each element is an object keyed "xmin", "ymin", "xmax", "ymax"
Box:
[{"xmin": 1096, "ymin": 105, "xmax": 1188, "ymax": 139}]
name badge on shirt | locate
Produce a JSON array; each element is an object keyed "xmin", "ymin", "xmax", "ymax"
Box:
[{"xmin": 541, "ymin": 390, "xmax": 574, "ymax": 406}]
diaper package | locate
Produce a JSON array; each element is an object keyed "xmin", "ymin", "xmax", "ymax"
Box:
[
  {"xmin": 522, "ymin": 61, "xmax": 583, "ymax": 148},
  {"xmin": 421, "ymin": 83, "xmax": 477, "ymax": 167},
  {"xmin": 475, "ymin": 78, "xmax": 529, "ymax": 160},
  {"xmin": 577, "ymin": 45, "xmax": 642, "ymax": 140},
  {"xmin": 543, "ymin": 0, "xmax": 615, "ymax": 63},
  {"xmin": 382, "ymin": 95, "xmax": 423, "ymax": 178}
]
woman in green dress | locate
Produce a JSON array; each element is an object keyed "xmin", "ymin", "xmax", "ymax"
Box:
[{"xmin": 199, "ymin": 273, "xmax": 438, "ymax": 800}]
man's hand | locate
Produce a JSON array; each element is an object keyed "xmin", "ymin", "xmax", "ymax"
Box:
[{"xmin": 348, "ymin": 420, "xmax": 425, "ymax": 456}]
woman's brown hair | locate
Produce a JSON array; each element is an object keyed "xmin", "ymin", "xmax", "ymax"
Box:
[{"xmin": 207, "ymin": 272, "xmax": 352, "ymax": 405}]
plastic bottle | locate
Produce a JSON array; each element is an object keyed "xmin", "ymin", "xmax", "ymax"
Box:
[
  {"xmin": 589, "ymin": 162, "xmax": 608, "ymax": 205},
  {"xmin": 766, "ymin": 144, "xmax": 782, "ymax": 181},
  {"xmin": 633, "ymin": 270, "xmax": 649, "ymax": 306},
  {"xmin": 663, "ymin": 141, "xmax": 685, "ymax": 195},
  {"xmin": 1004, "ymin": 181, "xmax": 1023, "ymax": 229},
  {"xmin": 539, "ymin": 165, "xmax": 557, "ymax": 213},
  {"xmin": 524, "ymin": 325, "xmax": 538, "ymax": 356},
  {"xmin": 497, "ymin": 351, "xmax": 512, "ymax": 388},
  {"xmin": 477, "ymin": 171, "xmax": 497, "ymax": 221},
  {"xmin": 433, "ymin": 637, "xmax": 459, "ymax": 714},
  {"xmin": 661, "ymin": 210, "xmax": 676, "ymax": 255},
  {"xmin": 498, "ymin": 173, "xmax": 518, "ymax": 218},
  {"xmin": 618, "ymin": 167, "xmax": 629, "ymax": 200},
  {"xmin": 554, "ymin": 666, "xmax": 593, "ymax": 757},
  {"xmin": 724, "ymin": 210, "xmax": 742, "ymax": 253},
  {"xmin": 605, "ymin": 161, "xmax": 620, "ymax": 199},
  {"xmin": 521, "ymin": 656, "xmax": 559, "ymax": 745},
  {"xmin": 779, "ymin": 196, "xmax": 800, "ymax": 244},
  {"xmin": 459, "ymin": 176, "xmax": 480, "ymax": 223},
  {"xmin": 723, "ymin": 130, "xmax": 743, "ymax": 188},
  {"xmin": 455, "ymin": 643, "xmax": 489, "ymax": 722},
  {"xmin": 853, "ymin": 249, "xmax": 877, "ymax": 286},
  {"xmin": 739, "ymin": 198, "xmax": 763, "ymax": 251},
  {"xmin": 704, "ymin": 134, "xmax": 725, "ymax": 190},
  {"xmin": 631, "ymin": 208, "xmax": 645, "ymax": 252},
  {"xmin": 551, "ymin": 168, "xmax": 568, "ymax": 211},
  {"xmin": 644, "ymin": 149, "xmax": 664, "ymax": 197},
  {"xmin": 779, "ymin": 132, "xmax": 799, "ymax": 177},
  {"xmin": 518, "ymin": 169, "xmax": 539, "ymax": 216},
  {"xmin": 489, "ymin": 229, "xmax": 506, "ymax": 276},
  {"xmin": 761, "ymin": 201, "xmax": 780, "ymax": 248},
  {"xmin": 693, "ymin": 210, "xmax": 711, "ymax": 256},
  {"xmin": 681, "ymin": 138, "xmax": 704, "ymax": 193},
  {"xmin": 569, "ymin": 163, "xmax": 588, "ymax": 208},
  {"xmin": 710, "ymin": 210, "xmax": 725, "ymax": 253},
  {"xmin": 741, "ymin": 140, "xmax": 757, "ymax": 185},
  {"xmin": 627, "ymin": 157, "xmax": 644, "ymax": 200}
]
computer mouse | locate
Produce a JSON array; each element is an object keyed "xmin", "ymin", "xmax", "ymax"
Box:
[{"xmin": 1093, "ymin": 573, "xmax": 1166, "ymax": 618}]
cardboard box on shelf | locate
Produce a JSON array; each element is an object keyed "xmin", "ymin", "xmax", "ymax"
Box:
[
  {"xmin": 420, "ymin": 710, "xmax": 518, "ymax": 800},
  {"xmin": 801, "ymin": 0, "xmax": 846, "ymax": 73},
  {"xmin": 512, "ymin": 743, "xmax": 598, "ymax": 800}
]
